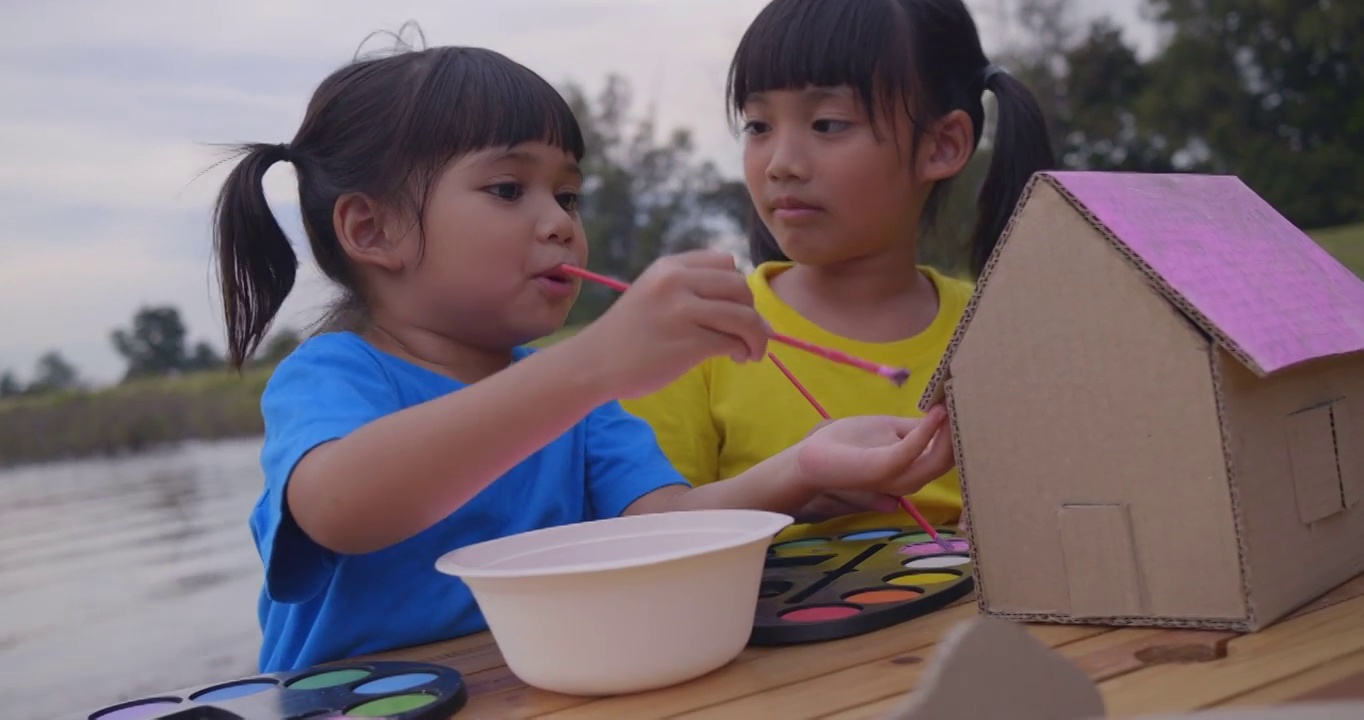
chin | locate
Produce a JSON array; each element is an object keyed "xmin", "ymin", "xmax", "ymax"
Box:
[
  {"xmin": 775, "ymin": 242, "xmax": 845, "ymax": 266},
  {"xmin": 776, "ymin": 232, "xmax": 876, "ymax": 266},
  {"xmin": 518, "ymin": 317, "xmax": 571, "ymax": 347}
]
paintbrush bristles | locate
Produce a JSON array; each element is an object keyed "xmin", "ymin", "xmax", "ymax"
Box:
[{"xmin": 881, "ymin": 368, "xmax": 911, "ymax": 387}]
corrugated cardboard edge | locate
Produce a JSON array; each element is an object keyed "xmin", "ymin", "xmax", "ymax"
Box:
[
  {"xmin": 941, "ymin": 379, "xmax": 993, "ymax": 615},
  {"xmin": 1209, "ymin": 347, "xmax": 1260, "ymax": 629},
  {"xmin": 919, "ymin": 171, "xmax": 1291, "ymax": 415},
  {"xmin": 978, "ymin": 609, "xmax": 1253, "ymax": 632}
]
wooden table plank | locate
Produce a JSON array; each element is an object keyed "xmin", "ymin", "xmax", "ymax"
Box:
[
  {"xmin": 1217, "ymin": 649, "xmax": 1364, "ymax": 708},
  {"xmin": 670, "ymin": 624, "xmax": 1104, "ymax": 719},
  {"xmin": 359, "ymin": 631, "xmax": 499, "ymax": 668},
  {"xmin": 815, "ymin": 626, "xmax": 1237, "ymax": 720},
  {"xmin": 532, "ymin": 601, "xmax": 989, "ymax": 719},
  {"xmin": 1097, "ymin": 595, "xmax": 1364, "ymax": 717},
  {"xmin": 362, "ymin": 574, "xmax": 1364, "ymax": 719},
  {"xmin": 1290, "ymin": 666, "xmax": 1364, "ymax": 704}
]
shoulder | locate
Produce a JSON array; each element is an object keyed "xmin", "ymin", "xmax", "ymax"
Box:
[
  {"xmin": 924, "ymin": 266, "xmax": 976, "ymax": 296},
  {"xmin": 271, "ymin": 331, "xmax": 385, "ymax": 376},
  {"xmin": 746, "ymin": 261, "xmax": 793, "ymax": 295},
  {"xmin": 923, "ymin": 266, "xmax": 976, "ymax": 313},
  {"xmin": 262, "ymin": 332, "xmax": 397, "ymax": 413}
]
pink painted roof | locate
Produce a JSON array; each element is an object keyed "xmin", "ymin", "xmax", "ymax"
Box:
[{"xmin": 1049, "ymin": 171, "xmax": 1364, "ymax": 375}]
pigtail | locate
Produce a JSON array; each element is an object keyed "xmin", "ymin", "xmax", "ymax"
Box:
[
  {"xmin": 970, "ymin": 69, "xmax": 1055, "ymax": 277},
  {"xmin": 212, "ymin": 143, "xmax": 298, "ymax": 369}
]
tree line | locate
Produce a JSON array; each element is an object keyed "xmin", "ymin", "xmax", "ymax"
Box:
[
  {"xmin": 994, "ymin": 0, "xmax": 1359, "ymax": 229},
  {"xmin": 3, "ymin": 0, "xmax": 1356, "ymax": 398},
  {"xmin": 0, "ymin": 306, "xmax": 302, "ymax": 399}
]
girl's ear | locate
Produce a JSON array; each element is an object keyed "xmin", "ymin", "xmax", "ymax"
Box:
[
  {"xmin": 917, "ymin": 109, "xmax": 975, "ymax": 182},
  {"xmin": 334, "ymin": 192, "xmax": 406, "ymax": 272}
]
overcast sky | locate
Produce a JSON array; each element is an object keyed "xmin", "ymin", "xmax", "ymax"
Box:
[{"xmin": 0, "ymin": 0, "xmax": 1154, "ymax": 384}]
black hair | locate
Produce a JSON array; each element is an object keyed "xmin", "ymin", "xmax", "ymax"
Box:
[
  {"xmin": 210, "ymin": 29, "xmax": 585, "ymax": 368},
  {"xmin": 727, "ymin": 0, "xmax": 1054, "ymax": 277}
]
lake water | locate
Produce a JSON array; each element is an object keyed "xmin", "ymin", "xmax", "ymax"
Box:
[{"xmin": 1, "ymin": 438, "xmax": 268, "ymax": 720}]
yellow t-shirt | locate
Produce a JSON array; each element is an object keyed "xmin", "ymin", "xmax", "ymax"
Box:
[{"xmin": 620, "ymin": 261, "xmax": 974, "ymax": 540}]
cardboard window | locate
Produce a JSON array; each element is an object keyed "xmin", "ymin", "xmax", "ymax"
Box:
[
  {"xmin": 1287, "ymin": 403, "xmax": 1345, "ymax": 524},
  {"xmin": 1332, "ymin": 398, "xmax": 1360, "ymax": 508},
  {"xmin": 1057, "ymin": 504, "xmax": 1143, "ymax": 617}
]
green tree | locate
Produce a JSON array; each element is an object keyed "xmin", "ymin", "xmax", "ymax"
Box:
[
  {"xmin": 185, "ymin": 341, "xmax": 224, "ymax": 372},
  {"xmin": 1139, "ymin": 0, "xmax": 1364, "ymax": 227},
  {"xmin": 562, "ymin": 75, "xmax": 737, "ymax": 324},
  {"xmin": 990, "ymin": 0, "xmax": 1174, "ymax": 174},
  {"xmin": 111, "ymin": 305, "xmax": 224, "ymax": 379},
  {"xmin": 0, "ymin": 369, "xmax": 21, "ymax": 397},
  {"xmin": 28, "ymin": 350, "xmax": 81, "ymax": 394},
  {"xmin": 112, "ymin": 306, "xmax": 187, "ymax": 378}
]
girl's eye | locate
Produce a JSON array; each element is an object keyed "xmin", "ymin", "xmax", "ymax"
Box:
[
  {"xmin": 741, "ymin": 120, "xmax": 770, "ymax": 135},
  {"xmin": 812, "ymin": 119, "xmax": 851, "ymax": 133},
  {"xmin": 556, "ymin": 192, "xmax": 580, "ymax": 212},
  {"xmin": 487, "ymin": 182, "xmax": 523, "ymax": 200}
]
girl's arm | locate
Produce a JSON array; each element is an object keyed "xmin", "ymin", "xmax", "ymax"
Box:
[
  {"xmin": 287, "ymin": 250, "xmax": 772, "ymax": 555},
  {"xmin": 287, "ymin": 337, "xmax": 616, "ymax": 555},
  {"xmin": 624, "ymin": 408, "xmax": 952, "ymax": 518}
]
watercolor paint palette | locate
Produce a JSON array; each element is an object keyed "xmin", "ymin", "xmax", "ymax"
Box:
[
  {"xmin": 69, "ymin": 660, "xmax": 467, "ymax": 720},
  {"xmin": 750, "ymin": 525, "xmax": 974, "ymax": 645}
]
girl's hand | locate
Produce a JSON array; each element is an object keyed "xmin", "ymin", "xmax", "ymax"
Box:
[
  {"xmin": 794, "ymin": 406, "xmax": 955, "ymax": 500},
  {"xmin": 571, "ymin": 250, "xmax": 769, "ymax": 399}
]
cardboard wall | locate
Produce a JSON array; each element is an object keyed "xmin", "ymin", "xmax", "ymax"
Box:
[
  {"xmin": 948, "ymin": 182, "xmax": 1247, "ymax": 624},
  {"xmin": 1215, "ymin": 349, "xmax": 1364, "ymax": 626}
]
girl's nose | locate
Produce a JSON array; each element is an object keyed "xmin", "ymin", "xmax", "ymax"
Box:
[
  {"xmin": 538, "ymin": 204, "xmax": 577, "ymax": 245},
  {"xmin": 766, "ymin": 133, "xmax": 807, "ymax": 181}
]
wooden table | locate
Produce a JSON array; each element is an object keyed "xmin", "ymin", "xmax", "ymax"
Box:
[{"xmin": 364, "ymin": 574, "xmax": 1364, "ymax": 718}]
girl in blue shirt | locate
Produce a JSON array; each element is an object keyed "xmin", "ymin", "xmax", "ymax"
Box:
[{"xmin": 211, "ymin": 42, "xmax": 954, "ymax": 673}]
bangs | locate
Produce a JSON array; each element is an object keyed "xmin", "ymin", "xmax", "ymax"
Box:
[
  {"xmin": 403, "ymin": 46, "xmax": 585, "ymax": 169},
  {"xmin": 726, "ymin": 0, "xmax": 921, "ymax": 128}
]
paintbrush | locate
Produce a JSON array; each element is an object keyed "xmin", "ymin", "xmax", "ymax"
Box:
[
  {"xmin": 558, "ymin": 264, "xmax": 911, "ymax": 385},
  {"xmin": 767, "ymin": 352, "xmax": 954, "ymax": 552}
]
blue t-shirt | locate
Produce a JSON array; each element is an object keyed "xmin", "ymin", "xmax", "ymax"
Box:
[{"xmin": 249, "ymin": 331, "xmax": 688, "ymax": 672}]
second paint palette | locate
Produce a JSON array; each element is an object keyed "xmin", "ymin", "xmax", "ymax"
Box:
[{"xmin": 750, "ymin": 525, "xmax": 974, "ymax": 645}]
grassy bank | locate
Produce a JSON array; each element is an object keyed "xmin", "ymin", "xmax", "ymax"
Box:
[
  {"xmin": 3, "ymin": 222, "xmax": 1361, "ymax": 470},
  {"xmin": 0, "ymin": 368, "xmax": 273, "ymax": 468},
  {"xmin": 1312, "ymin": 222, "xmax": 1364, "ymax": 275},
  {"xmin": 0, "ymin": 328, "xmax": 587, "ymax": 469}
]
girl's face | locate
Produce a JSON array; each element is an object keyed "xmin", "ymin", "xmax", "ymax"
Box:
[
  {"xmin": 364, "ymin": 140, "xmax": 588, "ymax": 349},
  {"xmin": 739, "ymin": 86, "xmax": 934, "ymax": 267}
]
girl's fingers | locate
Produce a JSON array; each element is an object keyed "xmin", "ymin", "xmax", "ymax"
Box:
[
  {"xmin": 886, "ymin": 425, "xmax": 957, "ymax": 497},
  {"xmin": 866, "ymin": 410, "xmax": 947, "ymax": 484},
  {"xmin": 673, "ymin": 248, "xmax": 740, "ymax": 271},
  {"xmin": 690, "ymin": 298, "xmax": 769, "ymax": 362},
  {"xmin": 684, "ymin": 268, "xmax": 755, "ymax": 305}
]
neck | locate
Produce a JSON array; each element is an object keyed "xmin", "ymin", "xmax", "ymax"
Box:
[
  {"xmin": 364, "ymin": 319, "xmax": 516, "ymax": 384},
  {"xmin": 791, "ymin": 245, "xmax": 926, "ymax": 304},
  {"xmin": 771, "ymin": 243, "xmax": 940, "ymax": 343}
]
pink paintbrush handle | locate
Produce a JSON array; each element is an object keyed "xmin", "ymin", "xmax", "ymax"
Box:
[
  {"xmin": 767, "ymin": 351, "xmax": 830, "ymax": 419},
  {"xmin": 559, "ymin": 265, "xmax": 909, "ymax": 385}
]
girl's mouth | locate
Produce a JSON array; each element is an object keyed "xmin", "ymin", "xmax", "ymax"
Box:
[{"xmin": 533, "ymin": 268, "xmax": 577, "ymax": 299}]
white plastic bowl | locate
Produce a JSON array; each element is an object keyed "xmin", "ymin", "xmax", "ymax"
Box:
[{"xmin": 434, "ymin": 509, "xmax": 793, "ymax": 696}]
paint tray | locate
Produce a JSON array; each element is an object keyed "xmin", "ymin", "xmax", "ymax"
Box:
[
  {"xmin": 69, "ymin": 660, "xmax": 466, "ymax": 720},
  {"xmin": 751, "ymin": 525, "xmax": 974, "ymax": 645}
]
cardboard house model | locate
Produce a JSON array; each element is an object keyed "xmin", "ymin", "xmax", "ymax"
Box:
[{"xmin": 919, "ymin": 171, "xmax": 1364, "ymax": 631}]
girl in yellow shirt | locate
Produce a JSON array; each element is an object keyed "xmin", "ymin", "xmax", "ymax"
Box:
[{"xmin": 622, "ymin": 0, "xmax": 1055, "ymax": 538}]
